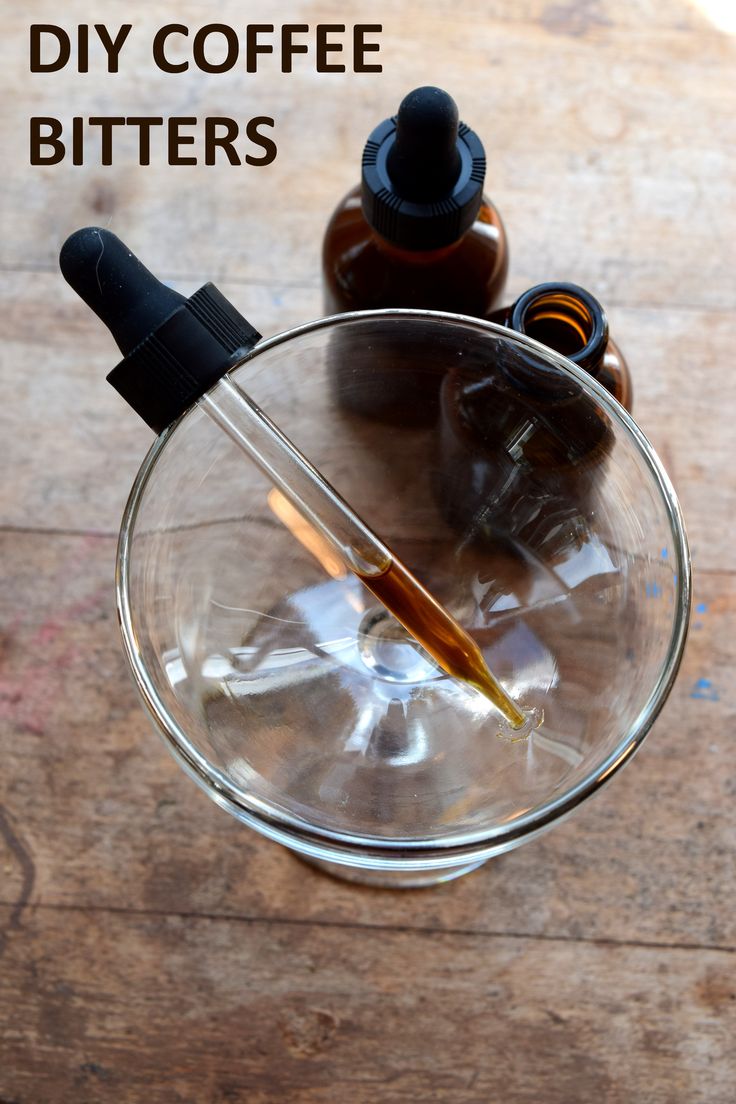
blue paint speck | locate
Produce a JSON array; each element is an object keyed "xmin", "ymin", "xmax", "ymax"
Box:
[
  {"xmin": 690, "ymin": 678, "xmax": 719, "ymax": 701},
  {"xmin": 646, "ymin": 582, "xmax": 662, "ymax": 598},
  {"xmin": 696, "ymin": 602, "xmax": 707, "ymax": 614},
  {"xmin": 661, "ymin": 547, "xmax": 668, "ymax": 559}
]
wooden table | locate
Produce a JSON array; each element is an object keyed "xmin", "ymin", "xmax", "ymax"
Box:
[{"xmin": 1, "ymin": 2, "xmax": 734, "ymax": 1100}]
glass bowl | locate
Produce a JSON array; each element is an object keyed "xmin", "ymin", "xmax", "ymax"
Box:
[{"xmin": 117, "ymin": 311, "xmax": 690, "ymax": 886}]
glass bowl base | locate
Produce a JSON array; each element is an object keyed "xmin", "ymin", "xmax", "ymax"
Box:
[{"xmin": 299, "ymin": 852, "xmax": 489, "ymax": 888}]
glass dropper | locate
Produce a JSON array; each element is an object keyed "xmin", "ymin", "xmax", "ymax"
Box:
[
  {"xmin": 201, "ymin": 374, "xmax": 527, "ymax": 728},
  {"xmin": 58, "ymin": 226, "xmax": 527, "ymax": 729}
]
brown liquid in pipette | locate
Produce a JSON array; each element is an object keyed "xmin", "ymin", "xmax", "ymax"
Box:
[{"xmin": 358, "ymin": 556, "xmax": 526, "ymax": 728}]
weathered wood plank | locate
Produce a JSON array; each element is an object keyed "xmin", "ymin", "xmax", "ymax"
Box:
[
  {"xmin": 2, "ymin": 2, "xmax": 735, "ymax": 1096},
  {"xmin": 0, "ymin": 271, "xmax": 318, "ymax": 538},
  {"xmin": 1, "ymin": 531, "xmax": 733, "ymax": 948},
  {"xmin": 1, "ymin": 905, "xmax": 734, "ymax": 1104},
  {"xmin": 1, "ymin": 1, "xmax": 733, "ymax": 309}
]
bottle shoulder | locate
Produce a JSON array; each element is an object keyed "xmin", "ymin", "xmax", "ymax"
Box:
[
  {"xmin": 601, "ymin": 337, "xmax": 633, "ymax": 412},
  {"xmin": 322, "ymin": 189, "xmax": 509, "ymax": 315}
]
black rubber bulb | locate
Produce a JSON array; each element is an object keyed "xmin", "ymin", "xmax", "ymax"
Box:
[
  {"xmin": 385, "ymin": 86, "xmax": 462, "ymax": 203},
  {"xmin": 58, "ymin": 226, "xmax": 261, "ymax": 432},
  {"xmin": 59, "ymin": 227, "xmax": 186, "ymax": 356}
]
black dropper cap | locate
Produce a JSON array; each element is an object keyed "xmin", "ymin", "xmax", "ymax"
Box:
[
  {"xmin": 361, "ymin": 86, "xmax": 486, "ymax": 251},
  {"xmin": 59, "ymin": 227, "xmax": 261, "ymax": 433}
]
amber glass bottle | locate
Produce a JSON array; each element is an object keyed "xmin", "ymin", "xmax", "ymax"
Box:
[
  {"xmin": 324, "ymin": 86, "xmax": 508, "ymax": 425},
  {"xmin": 488, "ymin": 282, "xmax": 632, "ymax": 411},
  {"xmin": 434, "ymin": 284, "xmax": 628, "ymax": 555}
]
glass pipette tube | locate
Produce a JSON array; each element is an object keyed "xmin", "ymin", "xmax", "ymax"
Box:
[
  {"xmin": 56, "ymin": 226, "xmax": 526, "ymax": 728},
  {"xmin": 201, "ymin": 375, "xmax": 526, "ymax": 728}
]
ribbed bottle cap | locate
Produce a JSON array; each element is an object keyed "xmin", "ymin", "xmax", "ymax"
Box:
[{"xmin": 361, "ymin": 87, "xmax": 486, "ymax": 251}]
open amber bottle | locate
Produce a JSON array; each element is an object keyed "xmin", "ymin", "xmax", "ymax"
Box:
[
  {"xmin": 435, "ymin": 285, "xmax": 628, "ymax": 556},
  {"xmin": 489, "ymin": 282, "xmax": 632, "ymax": 411}
]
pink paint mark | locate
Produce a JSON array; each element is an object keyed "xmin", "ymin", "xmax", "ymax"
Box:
[
  {"xmin": 34, "ymin": 619, "xmax": 64, "ymax": 647},
  {"xmin": 1, "ymin": 540, "xmax": 113, "ymax": 736}
]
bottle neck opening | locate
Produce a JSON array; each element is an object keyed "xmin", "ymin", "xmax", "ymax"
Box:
[{"xmin": 510, "ymin": 284, "xmax": 608, "ymax": 377}]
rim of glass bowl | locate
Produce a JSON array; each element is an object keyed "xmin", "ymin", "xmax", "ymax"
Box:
[{"xmin": 116, "ymin": 309, "xmax": 691, "ymax": 870}]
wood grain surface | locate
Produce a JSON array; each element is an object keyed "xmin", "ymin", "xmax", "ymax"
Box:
[
  {"xmin": 1, "ymin": 907, "xmax": 733, "ymax": 1104},
  {"xmin": 1, "ymin": 1, "xmax": 735, "ymax": 1101}
]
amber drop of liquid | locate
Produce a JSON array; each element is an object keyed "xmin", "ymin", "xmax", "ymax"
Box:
[{"xmin": 358, "ymin": 557, "xmax": 526, "ymax": 728}]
